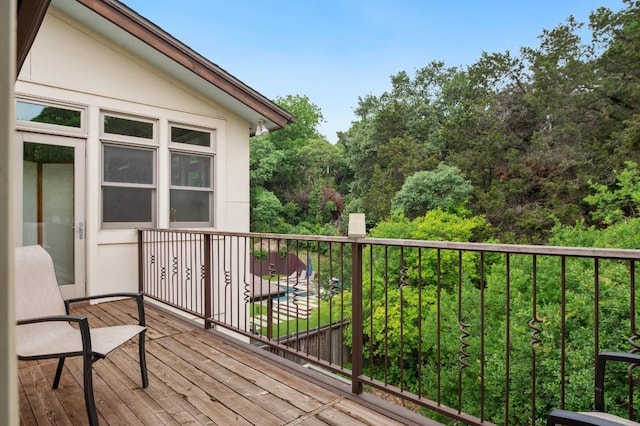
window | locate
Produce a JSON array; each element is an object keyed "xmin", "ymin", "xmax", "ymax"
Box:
[
  {"xmin": 99, "ymin": 116, "xmax": 213, "ymax": 228},
  {"xmin": 101, "ymin": 113, "xmax": 157, "ymax": 228},
  {"xmin": 104, "ymin": 115, "xmax": 153, "ymax": 139},
  {"xmin": 170, "ymin": 153, "xmax": 213, "ymax": 225},
  {"xmin": 102, "ymin": 145, "xmax": 156, "ymax": 227},
  {"xmin": 169, "ymin": 123, "xmax": 214, "ymax": 226},
  {"xmin": 17, "ymin": 100, "xmax": 83, "ymax": 130},
  {"xmin": 102, "ymin": 113, "xmax": 155, "ymax": 141},
  {"xmin": 171, "ymin": 126, "xmax": 211, "ymax": 147}
]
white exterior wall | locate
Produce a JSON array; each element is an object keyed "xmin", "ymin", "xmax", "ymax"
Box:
[{"xmin": 15, "ymin": 8, "xmax": 251, "ymax": 297}]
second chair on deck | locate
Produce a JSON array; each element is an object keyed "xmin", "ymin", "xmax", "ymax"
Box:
[{"xmin": 547, "ymin": 351, "xmax": 640, "ymax": 426}]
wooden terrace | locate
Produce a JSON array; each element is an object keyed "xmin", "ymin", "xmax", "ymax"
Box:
[{"xmin": 18, "ymin": 299, "xmax": 436, "ymax": 425}]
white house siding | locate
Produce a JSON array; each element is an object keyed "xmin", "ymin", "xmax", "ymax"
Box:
[{"xmin": 15, "ymin": 7, "xmax": 251, "ymax": 297}]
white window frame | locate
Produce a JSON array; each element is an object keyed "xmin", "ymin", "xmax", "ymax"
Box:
[
  {"xmin": 15, "ymin": 96, "xmax": 86, "ymax": 135},
  {"xmin": 101, "ymin": 111, "xmax": 157, "ymax": 144},
  {"xmin": 100, "ymin": 112, "xmax": 158, "ymax": 229},
  {"xmin": 169, "ymin": 123, "xmax": 215, "ymax": 227}
]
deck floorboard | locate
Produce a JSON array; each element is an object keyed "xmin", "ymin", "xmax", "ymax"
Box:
[{"xmin": 19, "ymin": 299, "xmax": 437, "ymax": 425}]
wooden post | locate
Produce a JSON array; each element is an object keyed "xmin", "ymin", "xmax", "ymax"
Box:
[{"xmin": 204, "ymin": 234, "xmax": 212, "ymax": 329}]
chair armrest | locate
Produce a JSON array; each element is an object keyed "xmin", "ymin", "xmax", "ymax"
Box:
[
  {"xmin": 595, "ymin": 352, "xmax": 640, "ymax": 412},
  {"xmin": 547, "ymin": 409, "xmax": 631, "ymax": 426},
  {"xmin": 18, "ymin": 314, "xmax": 86, "ymax": 326},
  {"xmin": 64, "ymin": 293, "xmax": 145, "ymax": 327},
  {"xmin": 64, "ymin": 292, "xmax": 142, "ymax": 305},
  {"xmin": 598, "ymin": 351, "xmax": 640, "ymax": 365}
]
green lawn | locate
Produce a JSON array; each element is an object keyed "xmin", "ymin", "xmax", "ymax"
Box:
[{"xmin": 249, "ymin": 296, "xmax": 347, "ymax": 338}]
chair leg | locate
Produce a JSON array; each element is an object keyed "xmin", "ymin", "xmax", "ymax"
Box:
[
  {"xmin": 52, "ymin": 357, "xmax": 65, "ymax": 389},
  {"xmin": 82, "ymin": 351, "xmax": 98, "ymax": 426},
  {"xmin": 139, "ymin": 331, "xmax": 148, "ymax": 388}
]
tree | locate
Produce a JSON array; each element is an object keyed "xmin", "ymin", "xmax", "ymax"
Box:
[
  {"xmin": 260, "ymin": 95, "xmax": 324, "ymax": 204},
  {"xmin": 340, "ymin": 2, "xmax": 640, "ymax": 242},
  {"xmin": 255, "ymin": 2, "xmax": 640, "ymax": 242},
  {"xmin": 340, "ymin": 62, "xmax": 463, "ymax": 225},
  {"xmin": 250, "ymin": 188, "xmax": 283, "ymax": 232},
  {"xmin": 391, "ymin": 163, "xmax": 473, "ymax": 218},
  {"xmin": 364, "ymin": 135, "xmax": 433, "ymax": 222},
  {"xmin": 585, "ymin": 161, "xmax": 640, "ymax": 225},
  {"xmin": 297, "ymin": 138, "xmax": 350, "ymax": 194},
  {"xmin": 339, "ymin": 211, "xmax": 489, "ymax": 418},
  {"xmin": 249, "ymin": 95, "xmax": 351, "ymax": 233},
  {"xmin": 270, "ymin": 95, "xmax": 324, "ymax": 149},
  {"xmin": 250, "ymin": 137, "xmax": 284, "ymax": 188}
]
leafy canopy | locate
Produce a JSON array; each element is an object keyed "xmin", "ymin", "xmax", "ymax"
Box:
[{"xmin": 391, "ymin": 163, "xmax": 473, "ymax": 218}]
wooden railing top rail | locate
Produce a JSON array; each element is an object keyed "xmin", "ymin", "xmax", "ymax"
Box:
[{"xmin": 139, "ymin": 228, "xmax": 640, "ymax": 260}]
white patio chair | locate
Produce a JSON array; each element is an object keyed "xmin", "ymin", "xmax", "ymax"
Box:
[{"xmin": 15, "ymin": 245, "xmax": 148, "ymax": 426}]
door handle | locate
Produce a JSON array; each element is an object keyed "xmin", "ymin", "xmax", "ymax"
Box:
[{"xmin": 73, "ymin": 222, "xmax": 84, "ymax": 240}]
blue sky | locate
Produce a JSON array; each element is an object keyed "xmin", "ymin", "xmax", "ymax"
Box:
[{"xmin": 122, "ymin": 1, "xmax": 623, "ymax": 142}]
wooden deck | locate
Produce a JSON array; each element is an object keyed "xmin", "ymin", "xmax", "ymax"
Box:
[{"xmin": 18, "ymin": 299, "xmax": 437, "ymax": 425}]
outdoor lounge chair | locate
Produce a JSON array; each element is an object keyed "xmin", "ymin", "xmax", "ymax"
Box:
[
  {"xmin": 547, "ymin": 351, "xmax": 640, "ymax": 425},
  {"xmin": 15, "ymin": 245, "xmax": 148, "ymax": 426}
]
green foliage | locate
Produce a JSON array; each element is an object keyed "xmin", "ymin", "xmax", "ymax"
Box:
[
  {"xmin": 477, "ymin": 221, "xmax": 640, "ymax": 422},
  {"xmin": 270, "ymin": 94, "xmax": 324, "ymax": 151},
  {"xmin": 246, "ymin": 6, "xmax": 640, "ymax": 419},
  {"xmin": 337, "ymin": 213, "xmax": 490, "ymax": 418},
  {"xmin": 585, "ymin": 161, "xmax": 640, "ymax": 225},
  {"xmin": 251, "ymin": 248, "xmax": 268, "ymax": 261},
  {"xmin": 342, "ymin": 212, "xmax": 640, "ymax": 424},
  {"xmin": 298, "ymin": 138, "xmax": 350, "ymax": 191},
  {"xmin": 366, "ymin": 212, "xmax": 487, "ymax": 301},
  {"xmin": 550, "ymin": 216, "xmax": 640, "ymax": 250},
  {"xmin": 249, "ymin": 2, "xmax": 640, "ymax": 243},
  {"xmin": 369, "ymin": 209, "xmax": 488, "ymax": 242},
  {"xmin": 332, "ymin": 2, "xmax": 640, "ymax": 243},
  {"xmin": 391, "ymin": 163, "xmax": 473, "ymax": 218},
  {"xmin": 251, "ymin": 298, "xmax": 343, "ymax": 338},
  {"xmin": 250, "ymin": 137, "xmax": 284, "ymax": 187},
  {"xmin": 250, "ymin": 188, "xmax": 283, "ymax": 232},
  {"xmin": 364, "ymin": 135, "xmax": 433, "ymax": 222},
  {"xmin": 249, "ymin": 95, "xmax": 349, "ymax": 234}
]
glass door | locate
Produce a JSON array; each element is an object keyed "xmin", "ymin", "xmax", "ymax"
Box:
[{"xmin": 19, "ymin": 132, "xmax": 86, "ymax": 298}]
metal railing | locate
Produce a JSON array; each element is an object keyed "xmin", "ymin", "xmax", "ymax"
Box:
[{"xmin": 138, "ymin": 228, "xmax": 640, "ymax": 425}]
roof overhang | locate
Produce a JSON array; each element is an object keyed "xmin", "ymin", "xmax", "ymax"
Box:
[
  {"xmin": 17, "ymin": 0, "xmax": 51, "ymax": 73},
  {"xmin": 19, "ymin": 0, "xmax": 296, "ymax": 134}
]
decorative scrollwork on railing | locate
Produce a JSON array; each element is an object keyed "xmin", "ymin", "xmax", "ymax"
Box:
[
  {"xmin": 243, "ymin": 278, "xmax": 251, "ymax": 302},
  {"xmin": 628, "ymin": 332, "xmax": 640, "ymax": 353},
  {"xmin": 171, "ymin": 256, "xmax": 178, "ymax": 277},
  {"xmin": 160, "ymin": 265, "xmax": 166, "ymax": 280},
  {"xmin": 185, "ymin": 266, "xmax": 191, "ymax": 281},
  {"xmin": 399, "ymin": 265, "xmax": 409, "ymax": 289},
  {"xmin": 199, "ymin": 263, "xmax": 206, "ymax": 280},
  {"xmin": 224, "ymin": 270, "xmax": 232, "ymax": 290},
  {"xmin": 268, "ymin": 263, "xmax": 276, "ymax": 280},
  {"xmin": 293, "ymin": 278, "xmax": 303, "ymax": 306},
  {"xmin": 458, "ymin": 320, "xmax": 471, "ymax": 369},
  {"xmin": 149, "ymin": 254, "xmax": 155, "ymax": 265},
  {"xmin": 528, "ymin": 317, "xmax": 543, "ymax": 349}
]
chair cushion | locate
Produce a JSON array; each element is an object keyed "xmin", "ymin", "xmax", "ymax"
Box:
[
  {"xmin": 16, "ymin": 322, "xmax": 145, "ymax": 358},
  {"xmin": 15, "ymin": 245, "xmax": 67, "ymax": 320}
]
